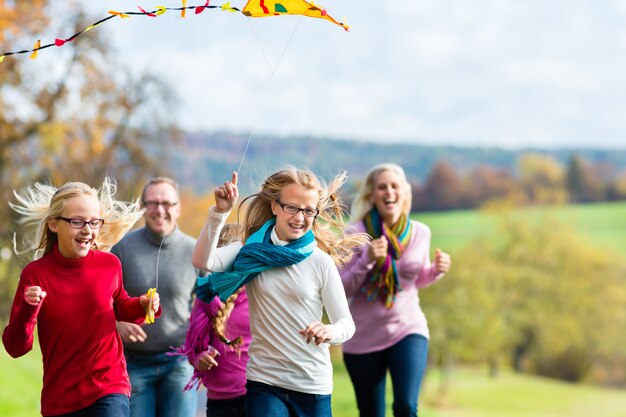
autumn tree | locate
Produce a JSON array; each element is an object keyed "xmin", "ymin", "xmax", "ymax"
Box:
[
  {"xmin": 415, "ymin": 161, "xmax": 464, "ymax": 211},
  {"xmin": 0, "ymin": 3, "xmax": 180, "ymax": 317},
  {"xmin": 516, "ymin": 153, "xmax": 567, "ymax": 204},
  {"xmin": 423, "ymin": 210, "xmax": 626, "ymax": 389},
  {"xmin": 463, "ymin": 165, "xmax": 517, "ymax": 208},
  {"xmin": 566, "ymin": 154, "xmax": 606, "ymax": 203}
]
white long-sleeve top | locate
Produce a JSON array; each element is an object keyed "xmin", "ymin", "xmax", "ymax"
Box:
[{"xmin": 199, "ymin": 208, "xmax": 355, "ymax": 394}]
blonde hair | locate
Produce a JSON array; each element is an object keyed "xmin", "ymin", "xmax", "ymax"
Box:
[
  {"xmin": 238, "ymin": 166, "xmax": 368, "ymax": 266},
  {"xmin": 11, "ymin": 178, "xmax": 144, "ymax": 259},
  {"xmin": 350, "ymin": 163, "xmax": 413, "ymax": 221},
  {"xmin": 213, "ymin": 224, "xmax": 245, "ymax": 353}
]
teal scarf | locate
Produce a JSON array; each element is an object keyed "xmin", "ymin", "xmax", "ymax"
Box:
[{"xmin": 196, "ymin": 219, "xmax": 316, "ymax": 303}]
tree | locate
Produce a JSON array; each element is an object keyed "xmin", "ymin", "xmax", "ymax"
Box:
[
  {"xmin": 417, "ymin": 161, "xmax": 464, "ymax": 211},
  {"xmin": 516, "ymin": 153, "xmax": 567, "ymax": 204},
  {"xmin": 423, "ymin": 210, "xmax": 626, "ymax": 388},
  {"xmin": 0, "ymin": 4, "xmax": 179, "ymax": 318},
  {"xmin": 565, "ymin": 154, "xmax": 606, "ymax": 203},
  {"xmin": 463, "ymin": 165, "xmax": 517, "ymax": 208}
]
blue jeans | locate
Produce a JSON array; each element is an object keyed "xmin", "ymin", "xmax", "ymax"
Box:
[
  {"xmin": 50, "ymin": 394, "xmax": 129, "ymax": 417},
  {"xmin": 125, "ymin": 352, "xmax": 196, "ymax": 417},
  {"xmin": 245, "ymin": 380, "xmax": 332, "ymax": 417},
  {"xmin": 206, "ymin": 395, "xmax": 246, "ymax": 417},
  {"xmin": 343, "ymin": 334, "xmax": 429, "ymax": 417}
]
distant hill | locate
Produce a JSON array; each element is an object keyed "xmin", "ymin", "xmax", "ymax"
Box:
[{"xmin": 172, "ymin": 131, "xmax": 626, "ymax": 193}]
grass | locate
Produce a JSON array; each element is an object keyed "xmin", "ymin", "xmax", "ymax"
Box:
[
  {"xmin": 333, "ymin": 362, "xmax": 626, "ymax": 417},
  {"xmin": 415, "ymin": 201, "xmax": 626, "ymax": 256},
  {"xmin": 4, "ymin": 345, "xmax": 626, "ymax": 417},
  {"xmin": 0, "ymin": 346, "xmax": 42, "ymax": 417},
  {"xmin": 3, "ymin": 201, "xmax": 626, "ymax": 415}
]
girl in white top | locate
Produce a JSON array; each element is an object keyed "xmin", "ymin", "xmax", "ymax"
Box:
[{"xmin": 192, "ymin": 168, "xmax": 367, "ymax": 417}]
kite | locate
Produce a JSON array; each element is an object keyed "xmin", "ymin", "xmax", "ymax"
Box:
[{"xmin": 0, "ymin": 1, "xmax": 349, "ymax": 63}]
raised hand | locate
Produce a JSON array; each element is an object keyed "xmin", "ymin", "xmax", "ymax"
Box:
[
  {"xmin": 24, "ymin": 285, "xmax": 46, "ymax": 306},
  {"xmin": 214, "ymin": 171, "xmax": 239, "ymax": 214},
  {"xmin": 367, "ymin": 237, "xmax": 388, "ymax": 262},
  {"xmin": 434, "ymin": 248, "xmax": 451, "ymax": 274}
]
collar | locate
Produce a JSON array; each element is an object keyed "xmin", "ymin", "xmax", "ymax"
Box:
[
  {"xmin": 143, "ymin": 225, "xmax": 179, "ymax": 247},
  {"xmin": 270, "ymin": 227, "xmax": 289, "ymax": 247},
  {"xmin": 49, "ymin": 242, "xmax": 93, "ymax": 268}
]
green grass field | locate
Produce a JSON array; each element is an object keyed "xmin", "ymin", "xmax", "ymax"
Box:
[
  {"xmin": 416, "ymin": 201, "xmax": 626, "ymax": 256},
  {"xmin": 2, "ymin": 201, "xmax": 626, "ymax": 415},
  {"xmin": 3, "ymin": 346, "xmax": 626, "ymax": 417}
]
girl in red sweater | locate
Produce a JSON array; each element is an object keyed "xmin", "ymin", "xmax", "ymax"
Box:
[{"xmin": 3, "ymin": 180, "xmax": 161, "ymax": 417}]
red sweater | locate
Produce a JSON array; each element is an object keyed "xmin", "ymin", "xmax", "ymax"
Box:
[{"xmin": 2, "ymin": 245, "xmax": 155, "ymax": 416}]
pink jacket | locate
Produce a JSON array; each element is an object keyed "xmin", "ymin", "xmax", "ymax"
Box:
[
  {"xmin": 173, "ymin": 289, "xmax": 250, "ymax": 400},
  {"xmin": 340, "ymin": 220, "xmax": 443, "ymax": 354}
]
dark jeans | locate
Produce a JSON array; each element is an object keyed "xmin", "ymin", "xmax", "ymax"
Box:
[
  {"xmin": 206, "ymin": 395, "xmax": 246, "ymax": 417},
  {"xmin": 343, "ymin": 334, "xmax": 429, "ymax": 417},
  {"xmin": 245, "ymin": 380, "xmax": 332, "ymax": 417},
  {"xmin": 50, "ymin": 394, "xmax": 130, "ymax": 417}
]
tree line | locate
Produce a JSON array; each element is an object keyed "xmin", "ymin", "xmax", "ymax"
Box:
[{"xmin": 411, "ymin": 153, "xmax": 626, "ymax": 211}]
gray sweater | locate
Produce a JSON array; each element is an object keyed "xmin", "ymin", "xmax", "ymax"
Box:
[{"xmin": 111, "ymin": 226, "xmax": 200, "ymax": 353}]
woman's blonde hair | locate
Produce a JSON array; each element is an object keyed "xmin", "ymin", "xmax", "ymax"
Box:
[
  {"xmin": 350, "ymin": 163, "xmax": 412, "ymax": 222},
  {"xmin": 237, "ymin": 166, "xmax": 368, "ymax": 266},
  {"xmin": 11, "ymin": 178, "xmax": 143, "ymax": 259},
  {"xmin": 213, "ymin": 224, "xmax": 245, "ymax": 353}
]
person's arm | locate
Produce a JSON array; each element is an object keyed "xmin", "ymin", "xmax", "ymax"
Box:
[
  {"xmin": 339, "ymin": 244, "xmax": 376, "ymax": 297},
  {"xmin": 2, "ymin": 279, "xmax": 42, "ymax": 358},
  {"xmin": 192, "ymin": 207, "xmax": 230, "ymax": 271},
  {"xmin": 193, "ymin": 172, "xmax": 240, "ymax": 272},
  {"xmin": 111, "ymin": 264, "xmax": 162, "ymax": 324},
  {"xmin": 321, "ymin": 263, "xmax": 356, "ymax": 345},
  {"xmin": 412, "ymin": 224, "xmax": 450, "ymax": 288}
]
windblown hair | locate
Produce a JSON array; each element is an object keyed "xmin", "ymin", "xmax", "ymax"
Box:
[
  {"xmin": 212, "ymin": 224, "xmax": 244, "ymax": 352},
  {"xmin": 10, "ymin": 178, "xmax": 144, "ymax": 259},
  {"xmin": 237, "ymin": 166, "xmax": 368, "ymax": 266},
  {"xmin": 350, "ymin": 163, "xmax": 413, "ymax": 222}
]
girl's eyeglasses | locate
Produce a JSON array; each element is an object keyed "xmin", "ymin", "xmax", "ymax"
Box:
[{"xmin": 57, "ymin": 217, "xmax": 105, "ymax": 229}]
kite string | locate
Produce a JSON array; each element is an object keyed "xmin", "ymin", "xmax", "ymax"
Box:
[
  {"xmin": 235, "ymin": 15, "xmax": 303, "ymax": 178},
  {"xmin": 155, "ymin": 232, "xmax": 167, "ymax": 290}
]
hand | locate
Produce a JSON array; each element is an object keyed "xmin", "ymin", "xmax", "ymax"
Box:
[
  {"xmin": 139, "ymin": 291, "xmax": 160, "ymax": 313},
  {"xmin": 299, "ymin": 320, "xmax": 331, "ymax": 345},
  {"xmin": 214, "ymin": 172, "xmax": 239, "ymax": 214},
  {"xmin": 195, "ymin": 347, "xmax": 219, "ymax": 372},
  {"xmin": 367, "ymin": 237, "xmax": 388, "ymax": 262},
  {"xmin": 24, "ymin": 286, "xmax": 46, "ymax": 306},
  {"xmin": 116, "ymin": 322, "xmax": 147, "ymax": 343},
  {"xmin": 434, "ymin": 248, "xmax": 451, "ymax": 274}
]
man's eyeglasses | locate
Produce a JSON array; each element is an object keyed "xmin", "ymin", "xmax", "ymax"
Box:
[
  {"xmin": 57, "ymin": 217, "xmax": 105, "ymax": 229},
  {"xmin": 275, "ymin": 201, "xmax": 319, "ymax": 218},
  {"xmin": 143, "ymin": 201, "xmax": 179, "ymax": 210}
]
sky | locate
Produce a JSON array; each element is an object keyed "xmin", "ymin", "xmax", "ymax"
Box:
[{"xmin": 70, "ymin": 1, "xmax": 626, "ymax": 149}]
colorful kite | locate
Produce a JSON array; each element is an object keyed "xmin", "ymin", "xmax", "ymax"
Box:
[
  {"xmin": 242, "ymin": 0, "xmax": 346, "ymax": 28},
  {"xmin": 0, "ymin": 1, "xmax": 349, "ymax": 63}
]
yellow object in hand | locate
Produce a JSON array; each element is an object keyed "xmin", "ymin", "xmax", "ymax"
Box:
[{"xmin": 145, "ymin": 288, "xmax": 156, "ymax": 324}]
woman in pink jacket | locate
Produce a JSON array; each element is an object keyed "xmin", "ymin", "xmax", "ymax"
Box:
[{"xmin": 340, "ymin": 163, "xmax": 451, "ymax": 417}]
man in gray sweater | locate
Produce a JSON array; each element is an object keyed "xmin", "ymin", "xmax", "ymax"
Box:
[{"xmin": 112, "ymin": 177, "xmax": 201, "ymax": 417}]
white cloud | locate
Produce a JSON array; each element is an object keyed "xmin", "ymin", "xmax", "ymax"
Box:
[{"xmin": 71, "ymin": 1, "xmax": 626, "ymax": 148}]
